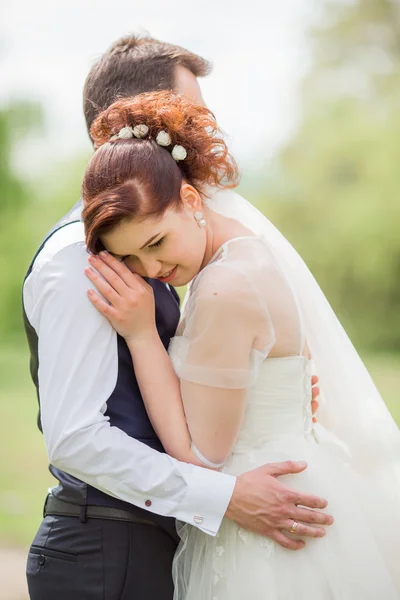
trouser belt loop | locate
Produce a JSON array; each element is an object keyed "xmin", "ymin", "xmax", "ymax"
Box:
[
  {"xmin": 43, "ymin": 493, "xmax": 50, "ymax": 519},
  {"xmin": 79, "ymin": 504, "xmax": 88, "ymax": 524}
]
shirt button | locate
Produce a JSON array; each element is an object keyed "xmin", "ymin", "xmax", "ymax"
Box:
[
  {"xmin": 145, "ymin": 500, "xmax": 152, "ymax": 507},
  {"xmin": 193, "ymin": 515, "xmax": 204, "ymax": 524},
  {"xmin": 39, "ymin": 554, "xmax": 46, "ymax": 566}
]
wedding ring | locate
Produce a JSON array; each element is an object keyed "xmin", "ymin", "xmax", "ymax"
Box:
[{"xmin": 289, "ymin": 520, "xmax": 298, "ymax": 534}]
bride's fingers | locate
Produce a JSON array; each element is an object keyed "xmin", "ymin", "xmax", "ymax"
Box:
[
  {"xmin": 96, "ymin": 251, "xmax": 148, "ymax": 290},
  {"xmin": 282, "ymin": 520, "xmax": 326, "ymax": 538},
  {"xmin": 87, "ymin": 288, "xmax": 118, "ymax": 320},
  {"xmin": 270, "ymin": 531, "xmax": 305, "ymax": 551},
  {"xmin": 88, "ymin": 254, "xmax": 131, "ymax": 295},
  {"xmin": 85, "ymin": 267, "xmax": 121, "ymax": 307},
  {"xmin": 140, "ymin": 278, "xmax": 155, "ymax": 293}
]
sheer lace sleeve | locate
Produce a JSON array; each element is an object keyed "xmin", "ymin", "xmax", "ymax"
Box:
[
  {"xmin": 170, "ymin": 260, "xmax": 274, "ymax": 390},
  {"xmin": 170, "ymin": 237, "xmax": 305, "ymax": 388},
  {"xmin": 168, "ymin": 236, "xmax": 304, "ymax": 466}
]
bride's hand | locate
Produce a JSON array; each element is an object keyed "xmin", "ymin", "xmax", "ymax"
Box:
[{"xmin": 85, "ymin": 251, "xmax": 156, "ymax": 343}]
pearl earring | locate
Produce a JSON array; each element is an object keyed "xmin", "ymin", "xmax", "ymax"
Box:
[{"xmin": 194, "ymin": 211, "xmax": 206, "ymax": 228}]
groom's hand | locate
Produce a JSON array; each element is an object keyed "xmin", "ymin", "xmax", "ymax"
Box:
[
  {"xmin": 311, "ymin": 375, "xmax": 320, "ymax": 423},
  {"xmin": 225, "ymin": 461, "xmax": 334, "ymax": 551}
]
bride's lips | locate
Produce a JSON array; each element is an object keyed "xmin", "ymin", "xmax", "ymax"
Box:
[{"xmin": 158, "ymin": 265, "xmax": 178, "ymax": 283}]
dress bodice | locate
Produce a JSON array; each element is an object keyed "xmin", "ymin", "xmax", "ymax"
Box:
[
  {"xmin": 231, "ymin": 356, "xmax": 315, "ymax": 455},
  {"xmin": 169, "ymin": 332, "xmax": 316, "ymax": 461}
]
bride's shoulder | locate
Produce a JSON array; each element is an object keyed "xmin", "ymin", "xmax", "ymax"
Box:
[
  {"xmin": 213, "ymin": 235, "xmax": 273, "ymax": 275},
  {"xmin": 193, "ymin": 236, "xmax": 272, "ymax": 301}
]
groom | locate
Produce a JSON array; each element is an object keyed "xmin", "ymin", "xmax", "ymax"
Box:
[{"xmin": 23, "ymin": 34, "xmax": 332, "ymax": 600}]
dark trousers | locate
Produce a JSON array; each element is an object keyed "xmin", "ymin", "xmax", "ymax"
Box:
[{"xmin": 26, "ymin": 514, "xmax": 179, "ymax": 599}]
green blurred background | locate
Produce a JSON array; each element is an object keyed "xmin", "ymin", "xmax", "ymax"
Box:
[{"xmin": 0, "ymin": 0, "xmax": 399, "ymax": 595}]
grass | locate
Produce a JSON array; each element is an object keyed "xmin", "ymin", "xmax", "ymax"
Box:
[{"xmin": 0, "ymin": 343, "xmax": 399, "ymax": 548}]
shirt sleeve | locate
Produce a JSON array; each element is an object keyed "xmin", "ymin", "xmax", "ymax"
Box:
[{"xmin": 23, "ymin": 236, "xmax": 235, "ymax": 536}]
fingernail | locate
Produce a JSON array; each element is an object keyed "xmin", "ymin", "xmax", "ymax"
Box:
[
  {"xmin": 85, "ymin": 267, "xmax": 94, "ymax": 274},
  {"xmin": 298, "ymin": 461, "xmax": 307, "ymax": 467},
  {"xmin": 100, "ymin": 251, "xmax": 108, "ymax": 257},
  {"xmin": 89, "ymin": 255, "xmax": 96, "ymax": 262},
  {"xmin": 88, "ymin": 289, "xmax": 94, "ymax": 296}
]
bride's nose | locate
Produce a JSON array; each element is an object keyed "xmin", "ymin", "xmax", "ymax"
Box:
[{"xmin": 140, "ymin": 258, "xmax": 163, "ymax": 279}]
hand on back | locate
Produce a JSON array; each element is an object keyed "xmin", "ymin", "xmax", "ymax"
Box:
[{"xmin": 225, "ymin": 460, "xmax": 334, "ymax": 551}]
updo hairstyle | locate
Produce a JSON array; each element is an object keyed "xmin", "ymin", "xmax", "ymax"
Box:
[{"xmin": 82, "ymin": 90, "xmax": 239, "ymax": 253}]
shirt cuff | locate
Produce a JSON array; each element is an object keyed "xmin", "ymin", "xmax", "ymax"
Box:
[{"xmin": 175, "ymin": 466, "xmax": 236, "ymax": 536}]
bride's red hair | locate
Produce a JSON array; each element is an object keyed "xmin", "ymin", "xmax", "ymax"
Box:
[{"xmin": 82, "ymin": 91, "xmax": 239, "ymax": 253}]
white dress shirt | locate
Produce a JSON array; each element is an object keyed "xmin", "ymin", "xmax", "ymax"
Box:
[{"xmin": 23, "ymin": 220, "xmax": 236, "ymax": 536}]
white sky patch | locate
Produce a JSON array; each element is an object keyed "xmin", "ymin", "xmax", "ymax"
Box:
[{"xmin": 1, "ymin": 0, "xmax": 314, "ymax": 176}]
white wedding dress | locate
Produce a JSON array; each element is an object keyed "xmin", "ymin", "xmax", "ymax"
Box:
[{"xmin": 169, "ymin": 235, "xmax": 400, "ymax": 600}]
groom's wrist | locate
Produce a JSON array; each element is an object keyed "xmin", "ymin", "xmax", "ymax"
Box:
[
  {"xmin": 175, "ymin": 466, "xmax": 236, "ymax": 536},
  {"xmin": 224, "ymin": 477, "xmax": 241, "ymax": 522}
]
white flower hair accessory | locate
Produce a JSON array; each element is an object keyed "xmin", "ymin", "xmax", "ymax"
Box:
[
  {"xmin": 172, "ymin": 145, "xmax": 187, "ymax": 161},
  {"xmin": 133, "ymin": 124, "xmax": 149, "ymax": 138},
  {"xmin": 117, "ymin": 126, "xmax": 134, "ymax": 139},
  {"xmin": 109, "ymin": 125, "xmax": 187, "ymax": 162},
  {"xmin": 156, "ymin": 131, "xmax": 172, "ymax": 146}
]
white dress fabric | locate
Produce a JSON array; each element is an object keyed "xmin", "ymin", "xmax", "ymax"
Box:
[{"xmin": 169, "ymin": 236, "xmax": 399, "ymax": 600}]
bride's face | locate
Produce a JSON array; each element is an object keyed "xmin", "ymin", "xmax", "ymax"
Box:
[{"xmin": 100, "ymin": 184, "xmax": 208, "ymax": 287}]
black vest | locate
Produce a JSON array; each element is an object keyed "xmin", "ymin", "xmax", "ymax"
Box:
[{"xmin": 23, "ymin": 201, "xmax": 181, "ymax": 525}]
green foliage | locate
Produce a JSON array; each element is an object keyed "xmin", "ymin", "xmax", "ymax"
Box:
[
  {"xmin": 0, "ymin": 101, "xmax": 43, "ymax": 339},
  {"xmin": 249, "ymin": 0, "xmax": 400, "ymax": 352},
  {"xmin": 0, "ymin": 101, "xmax": 43, "ymax": 215},
  {"xmin": 1, "ymin": 0, "xmax": 399, "ymax": 356},
  {"xmin": 0, "ymin": 99, "xmax": 89, "ymax": 340}
]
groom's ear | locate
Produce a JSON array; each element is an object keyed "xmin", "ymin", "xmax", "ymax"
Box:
[{"xmin": 180, "ymin": 183, "xmax": 203, "ymax": 213}]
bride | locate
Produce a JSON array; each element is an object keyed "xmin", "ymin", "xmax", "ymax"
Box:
[{"xmin": 82, "ymin": 91, "xmax": 400, "ymax": 599}]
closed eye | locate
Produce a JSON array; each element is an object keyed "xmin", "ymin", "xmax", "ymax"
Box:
[{"xmin": 148, "ymin": 237, "xmax": 164, "ymax": 250}]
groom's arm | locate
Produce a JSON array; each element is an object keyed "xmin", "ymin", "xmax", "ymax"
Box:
[{"xmin": 23, "ymin": 231, "xmax": 235, "ymax": 536}]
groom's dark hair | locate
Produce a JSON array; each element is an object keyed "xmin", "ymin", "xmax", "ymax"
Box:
[{"xmin": 83, "ymin": 34, "xmax": 211, "ymax": 140}]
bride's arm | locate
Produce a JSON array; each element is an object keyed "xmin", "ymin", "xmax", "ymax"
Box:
[
  {"xmin": 126, "ymin": 333, "xmax": 247, "ymax": 467},
  {"xmin": 85, "ymin": 251, "xmax": 262, "ymax": 468},
  {"xmin": 126, "ymin": 331, "xmax": 207, "ymax": 466}
]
